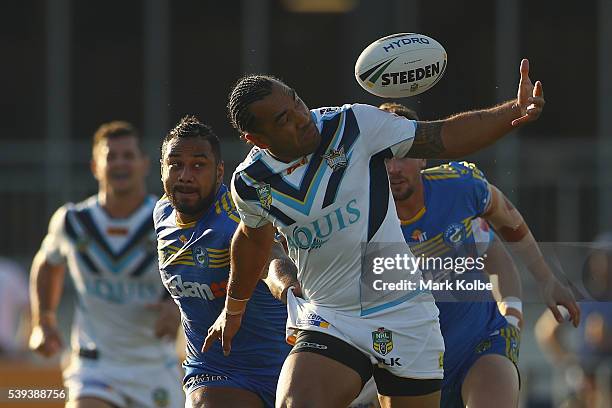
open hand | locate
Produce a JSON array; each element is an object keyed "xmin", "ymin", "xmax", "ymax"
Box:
[{"xmin": 512, "ymin": 59, "xmax": 545, "ymax": 127}]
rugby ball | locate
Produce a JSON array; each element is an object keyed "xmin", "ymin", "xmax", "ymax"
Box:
[{"xmin": 355, "ymin": 33, "xmax": 447, "ymax": 98}]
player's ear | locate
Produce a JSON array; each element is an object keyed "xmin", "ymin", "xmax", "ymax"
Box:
[
  {"xmin": 216, "ymin": 159, "xmax": 225, "ymax": 183},
  {"xmin": 244, "ymin": 132, "xmax": 270, "ymax": 149},
  {"xmin": 90, "ymin": 158, "xmax": 100, "ymax": 181},
  {"xmin": 420, "ymin": 159, "xmax": 427, "ymax": 170}
]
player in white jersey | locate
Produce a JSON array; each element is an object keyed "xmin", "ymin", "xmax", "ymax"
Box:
[
  {"xmin": 29, "ymin": 122, "xmax": 184, "ymax": 408},
  {"xmin": 204, "ymin": 59, "xmax": 545, "ymax": 408}
]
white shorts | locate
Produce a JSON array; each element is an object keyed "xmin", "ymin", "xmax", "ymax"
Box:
[
  {"xmin": 286, "ymin": 289, "xmax": 444, "ymax": 380},
  {"xmin": 63, "ymin": 355, "xmax": 184, "ymax": 408}
]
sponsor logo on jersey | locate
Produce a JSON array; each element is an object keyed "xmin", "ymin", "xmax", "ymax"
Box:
[
  {"xmin": 285, "ymin": 156, "xmax": 309, "ymax": 175},
  {"xmin": 286, "ymin": 199, "xmax": 361, "ymax": 251},
  {"xmin": 84, "ymin": 277, "xmax": 159, "ymax": 303},
  {"xmin": 193, "ymin": 246, "xmax": 209, "ymax": 268},
  {"xmin": 256, "ymin": 183, "xmax": 272, "ymax": 210},
  {"xmin": 443, "ymin": 222, "xmax": 466, "ymax": 248},
  {"xmin": 296, "ymin": 312, "xmax": 330, "ymax": 328},
  {"xmin": 151, "ymin": 387, "xmax": 169, "ymax": 408},
  {"xmin": 106, "ymin": 226, "xmax": 128, "ymax": 236},
  {"xmin": 411, "ymin": 229, "xmax": 427, "ymax": 242},
  {"xmin": 322, "ymin": 146, "xmax": 348, "ymax": 172},
  {"xmin": 164, "ymin": 275, "xmax": 226, "ymax": 300},
  {"xmin": 372, "ymin": 327, "xmax": 393, "ymax": 356}
]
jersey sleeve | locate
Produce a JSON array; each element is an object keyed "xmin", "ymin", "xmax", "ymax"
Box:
[
  {"xmin": 39, "ymin": 205, "xmax": 70, "ymax": 266},
  {"xmin": 351, "ymin": 104, "xmax": 416, "ymax": 157},
  {"xmin": 454, "ymin": 162, "xmax": 491, "ymax": 215},
  {"xmin": 231, "ymin": 173, "xmax": 271, "ymax": 228}
]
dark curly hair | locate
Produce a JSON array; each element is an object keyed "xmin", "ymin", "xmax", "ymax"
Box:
[{"xmin": 161, "ymin": 115, "xmax": 221, "ymax": 162}]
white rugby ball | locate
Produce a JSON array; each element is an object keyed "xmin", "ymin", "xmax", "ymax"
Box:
[{"xmin": 355, "ymin": 33, "xmax": 447, "ymax": 98}]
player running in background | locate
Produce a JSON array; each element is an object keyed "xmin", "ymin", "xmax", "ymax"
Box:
[
  {"xmin": 29, "ymin": 121, "xmax": 184, "ymax": 408},
  {"xmin": 155, "ymin": 116, "xmax": 292, "ymax": 408},
  {"xmin": 381, "ymin": 102, "xmax": 579, "ymax": 408},
  {"xmin": 206, "ymin": 59, "xmax": 546, "ymax": 408}
]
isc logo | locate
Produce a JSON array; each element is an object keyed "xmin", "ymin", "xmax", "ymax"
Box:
[{"xmin": 382, "ymin": 37, "xmax": 430, "ymax": 53}]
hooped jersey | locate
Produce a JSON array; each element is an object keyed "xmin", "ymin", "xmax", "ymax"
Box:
[
  {"xmin": 40, "ymin": 195, "xmax": 175, "ymax": 363},
  {"xmin": 399, "ymin": 162, "xmax": 507, "ymax": 367},
  {"xmin": 232, "ymin": 104, "xmax": 421, "ymax": 316},
  {"xmin": 154, "ymin": 185, "xmax": 290, "ymax": 371}
]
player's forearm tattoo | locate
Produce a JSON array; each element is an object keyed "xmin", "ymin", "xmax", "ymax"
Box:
[{"xmin": 407, "ymin": 121, "xmax": 445, "ymax": 158}]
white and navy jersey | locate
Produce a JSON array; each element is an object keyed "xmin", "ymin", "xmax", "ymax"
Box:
[
  {"xmin": 40, "ymin": 195, "xmax": 175, "ymax": 363},
  {"xmin": 231, "ymin": 104, "xmax": 419, "ymax": 315}
]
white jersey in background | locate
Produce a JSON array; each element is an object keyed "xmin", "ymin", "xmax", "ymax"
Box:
[
  {"xmin": 41, "ymin": 195, "xmax": 175, "ymax": 363},
  {"xmin": 232, "ymin": 104, "xmax": 424, "ymax": 316}
]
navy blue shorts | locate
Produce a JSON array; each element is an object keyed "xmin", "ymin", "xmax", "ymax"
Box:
[
  {"xmin": 183, "ymin": 362, "xmax": 281, "ymax": 408},
  {"xmin": 441, "ymin": 323, "xmax": 520, "ymax": 408}
]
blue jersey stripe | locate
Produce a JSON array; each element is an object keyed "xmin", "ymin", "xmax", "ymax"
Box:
[{"xmin": 367, "ymin": 148, "xmax": 393, "ymax": 241}]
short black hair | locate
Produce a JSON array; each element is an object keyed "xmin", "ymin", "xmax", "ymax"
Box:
[
  {"xmin": 161, "ymin": 115, "xmax": 221, "ymax": 162},
  {"xmin": 379, "ymin": 102, "xmax": 419, "ymax": 121},
  {"xmin": 227, "ymin": 74, "xmax": 284, "ymax": 135}
]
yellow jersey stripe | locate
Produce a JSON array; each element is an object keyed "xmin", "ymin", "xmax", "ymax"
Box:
[
  {"xmin": 221, "ymin": 195, "xmax": 231, "ymax": 212},
  {"xmin": 207, "ymin": 248, "xmax": 229, "ymax": 253},
  {"xmin": 423, "ymin": 174, "xmax": 461, "ymax": 180},
  {"xmin": 170, "ymin": 261, "xmax": 196, "ymax": 266},
  {"xmin": 400, "ymin": 207, "xmax": 426, "ymax": 225}
]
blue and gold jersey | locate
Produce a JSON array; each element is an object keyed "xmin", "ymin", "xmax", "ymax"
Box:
[
  {"xmin": 154, "ymin": 184, "xmax": 290, "ymax": 371},
  {"xmin": 399, "ymin": 162, "xmax": 506, "ymax": 374}
]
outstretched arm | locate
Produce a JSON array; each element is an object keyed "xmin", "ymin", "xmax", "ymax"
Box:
[
  {"xmin": 202, "ymin": 221, "xmax": 276, "ymax": 355},
  {"xmin": 482, "ymin": 184, "xmax": 580, "ymax": 327},
  {"xmin": 407, "ymin": 59, "xmax": 545, "ymax": 159}
]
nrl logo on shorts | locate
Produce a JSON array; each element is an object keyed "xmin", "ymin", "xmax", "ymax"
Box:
[
  {"xmin": 322, "ymin": 146, "xmax": 348, "ymax": 172},
  {"xmin": 256, "ymin": 183, "xmax": 272, "ymax": 210},
  {"xmin": 372, "ymin": 327, "xmax": 393, "ymax": 356}
]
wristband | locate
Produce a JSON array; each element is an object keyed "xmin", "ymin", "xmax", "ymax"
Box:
[
  {"xmin": 498, "ymin": 296, "xmax": 523, "ymax": 329},
  {"xmin": 225, "ymin": 294, "xmax": 249, "ymax": 315}
]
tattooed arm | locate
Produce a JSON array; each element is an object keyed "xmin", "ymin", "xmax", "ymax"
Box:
[
  {"xmin": 407, "ymin": 59, "xmax": 545, "ymax": 159},
  {"xmin": 407, "ymin": 101, "xmax": 519, "ymax": 158}
]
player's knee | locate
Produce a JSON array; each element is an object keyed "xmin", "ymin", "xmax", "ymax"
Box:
[{"xmin": 188, "ymin": 388, "xmax": 208, "ymax": 408}]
